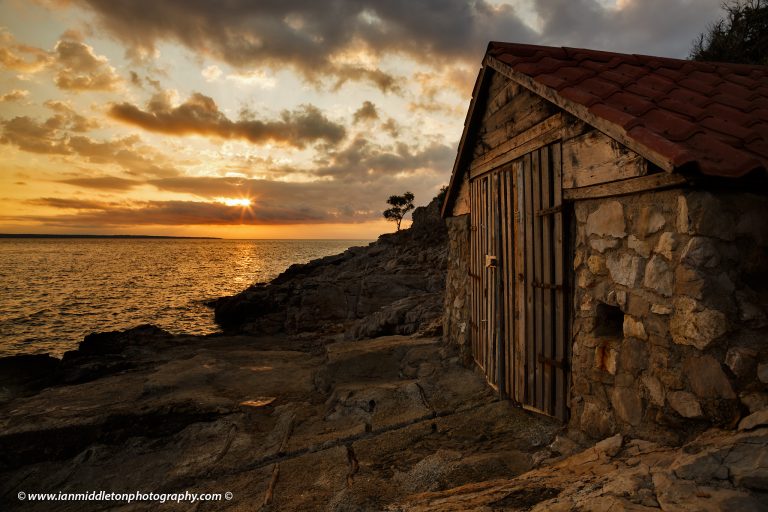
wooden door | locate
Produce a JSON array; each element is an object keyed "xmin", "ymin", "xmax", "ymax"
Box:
[
  {"xmin": 516, "ymin": 142, "xmax": 568, "ymax": 420},
  {"xmin": 469, "ymin": 142, "xmax": 569, "ymax": 421}
]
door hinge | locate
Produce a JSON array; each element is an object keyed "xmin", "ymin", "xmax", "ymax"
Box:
[{"xmin": 535, "ymin": 205, "xmax": 563, "ymax": 217}]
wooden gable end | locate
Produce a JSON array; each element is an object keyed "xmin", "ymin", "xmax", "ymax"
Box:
[
  {"xmin": 447, "ymin": 69, "xmax": 561, "ymax": 217},
  {"xmin": 468, "ymin": 70, "xmax": 559, "ymax": 171},
  {"xmin": 445, "ymin": 62, "xmax": 687, "ymax": 218}
]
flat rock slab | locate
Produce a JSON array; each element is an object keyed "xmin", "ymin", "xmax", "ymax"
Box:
[
  {"xmin": 390, "ymin": 427, "xmax": 768, "ymax": 512},
  {"xmin": 0, "ymin": 333, "xmax": 561, "ymax": 512}
]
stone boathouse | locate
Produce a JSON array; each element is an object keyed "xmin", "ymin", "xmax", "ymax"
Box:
[{"xmin": 441, "ymin": 42, "xmax": 768, "ymax": 440}]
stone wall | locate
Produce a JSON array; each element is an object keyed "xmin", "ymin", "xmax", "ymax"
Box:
[
  {"xmin": 443, "ymin": 214, "xmax": 471, "ymax": 364},
  {"xmin": 569, "ymin": 188, "xmax": 768, "ymax": 442}
]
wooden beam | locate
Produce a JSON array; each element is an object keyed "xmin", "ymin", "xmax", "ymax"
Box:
[
  {"xmin": 562, "ymin": 130, "xmax": 648, "ymax": 188},
  {"xmin": 470, "ymin": 114, "xmax": 563, "ymax": 178},
  {"xmin": 563, "ymin": 172, "xmax": 689, "ymax": 200}
]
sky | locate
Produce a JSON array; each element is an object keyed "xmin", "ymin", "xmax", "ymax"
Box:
[{"xmin": 0, "ymin": 0, "xmax": 724, "ymax": 238}]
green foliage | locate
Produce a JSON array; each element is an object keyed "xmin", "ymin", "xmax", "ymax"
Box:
[
  {"xmin": 383, "ymin": 191, "xmax": 415, "ymax": 231},
  {"xmin": 689, "ymin": 0, "xmax": 768, "ymax": 65}
]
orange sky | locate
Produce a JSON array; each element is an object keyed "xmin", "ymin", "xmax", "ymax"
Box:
[{"xmin": 0, "ymin": 0, "xmax": 722, "ymax": 238}]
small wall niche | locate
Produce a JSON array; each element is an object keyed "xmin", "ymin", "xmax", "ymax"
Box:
[{"xmin": 594, "ymin": 302, "xmax": 623, "ymax": 338}]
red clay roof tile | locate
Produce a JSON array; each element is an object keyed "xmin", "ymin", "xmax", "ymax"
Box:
[{"xmin": 487, "ymin": 42, "xmax": 768, "ymax": 178}]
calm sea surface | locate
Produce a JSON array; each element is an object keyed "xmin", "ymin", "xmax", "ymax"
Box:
[{"xmin": 0, "ymin": 238, "xmax": 370, "ymax": 357}]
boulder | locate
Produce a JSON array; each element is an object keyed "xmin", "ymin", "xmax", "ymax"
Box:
[{"xmin": 0, "ymin": 353, "xmax": 59, "ymax": 399}]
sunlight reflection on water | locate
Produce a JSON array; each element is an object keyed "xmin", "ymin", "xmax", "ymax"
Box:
[{"xmin": 0, "ymin": 238, "xmax": 369, "ymax": 357}]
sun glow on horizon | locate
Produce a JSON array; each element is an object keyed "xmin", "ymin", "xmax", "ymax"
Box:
[{"xmin": 217, "ymin": 197, "xmax": 253, "ymax": 207}]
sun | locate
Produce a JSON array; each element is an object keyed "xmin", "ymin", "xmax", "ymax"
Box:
[{"xmin": 217, "ymin": 197, "xmax": 252, "ymax": 207}]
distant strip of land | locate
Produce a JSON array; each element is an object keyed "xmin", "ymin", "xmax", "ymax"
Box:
[{"xmin": 0, "ymin": 234, "xmax": 220, "ymax": 239}]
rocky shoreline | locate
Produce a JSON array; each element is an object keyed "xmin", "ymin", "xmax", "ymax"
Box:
[
  {"xmin": 1, "ymin": 197, "xmax": 767, "ymax": 511},
  {"xmin": 211, "ymin": 197, "xmax": 448, "ymax": 340}
]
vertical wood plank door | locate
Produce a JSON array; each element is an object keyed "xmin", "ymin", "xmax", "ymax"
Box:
[
  {"xmin": 515, "ymin": 142, "xmax": 569, "ymax": 421},
  {"xmin": 468, "ymin": 142, "xmax": 569, "ymax": 421}
]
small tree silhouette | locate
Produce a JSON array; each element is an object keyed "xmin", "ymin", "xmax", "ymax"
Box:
[{"xmin": 383, "ymin": 191, "xmax": 415, "ymax": 231}]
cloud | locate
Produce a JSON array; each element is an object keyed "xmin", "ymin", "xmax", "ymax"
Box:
[
  {"xmin": 19, "ymin": 198, "xmax": 330, "ymax": 226},
  {"xmin": 43, "ymin": 100, "xmax": 100, "ymax": 131},
  {"xmin": 52, "ymin": 31, "xmax": 122, "ymax": 91},
  {"xmin": 202, "ymin": 65, "xmax": 222, "ymax": 82},
  {"xmin": 29, "ymin": 197, "xmax": 111, "ymax": 209},
  {"xmin": 0, "ymin": 29, "xmax": 123, "ymax": 91},
  {"xmin": 52, "ymin": 0, "xmax": 535, "ymax": 89},
  {"xmin": 109, "ymin": 92, "xmax": 346, "ymax": 148},
  {"xmin": 0, "ymin": 116, "xmax": 71, "ymax": 154},
  {"xmin": 0, "ymin": 89, "xmax": 29, "ymax": 102},
  {"xmin": 353, "ymin": 101, "xmax": 379, "ymax": 124},
  {"xmin": 225, "ymin": 69, "xmax": 277, "ymax": 89},
  {"xmin": 45, "ymin": 0, "xmax": 724, "ymax": 96},
  {"xmin": 381, "ymin": 118, "xmax": 400, "ymax": 138},
  {"xmin": 0, "ymin": 101, "xmax": 99, "ymax": 154},
  {"xmin": 313, "ymin": 136, "xmax": 454, "ymax": 182},
  {"xmin": 58, "ymin": 176, "xmax": 142, "ymax": 191},
  {"xmin": 146, "ymin": 175, "xmax": 441, "ymax": 222},
  {"xmin": 66, "ymin": 134, "xmax": 181, "ymax": 177},
  {"xmin": 0, "ymin": 109, "xmax": 180, "ymax": 177},
  {"xmin": 0, "ymin": 29, "xmax": 51, "ymax": 73}
]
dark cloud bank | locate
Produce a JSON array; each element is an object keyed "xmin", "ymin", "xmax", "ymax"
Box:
[
  {"xmin": 63, "ymin": 0, "xmax": 719, "ymax": 81},
  {"xmin": 109, "ymin": 92, "xmax": 346, "ymax": 148}
]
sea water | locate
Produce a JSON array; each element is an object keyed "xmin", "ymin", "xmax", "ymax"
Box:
[{"xmin": 0, "ymin": 238, "xmax": 369, "ymax": 357}]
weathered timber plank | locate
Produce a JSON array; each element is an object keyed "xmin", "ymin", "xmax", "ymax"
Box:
[
  {"xmin": 475, "ymin": 179, "xmax": 482, "ymax": 367},
  {"xmin": 532, "ymin": 150, "xmax": 544, "ymax": 412},
  {"xmin": 563, "ymin": 172, "xmax": 689, "ymax": 200},
  {"xmin": 552, "ymin": 142, "xmax": 567, "ymax": 421},
  {"xmin": 498, "ymin": 170, "xmax": 508, "ymax": 397},
  {"xmin": 497, "ymin": 171, "xmax": 505, "ymax": 394},
  {"xmin": 514, "ymin": 161, "xmax": 525, "ymax": 404},
  {"xmin": 481, "ymin": 89, "xmax": 556, "ymax": 141},
  {"xmin": 471, "ymin": 180, "xmax": 476, "ymax": 360},
  {"xmin": 480, "ymin": 177, "xmax": 486, "ymax": 372},
  {"xmin": 489, "ymin": 174, "xmax": 496, "ymax": 385},
  {"xmin": 485, "ymin": 69, "xmax": 509, "ymax": 107},
  {"xmin": 541, "ymin": 146, "xmax": 554, "ymax": 416},
  {"xmin": 504, "ymin": 169, "xmax": 515, "ymax": 398},
  {"xmin": 481, "ymin": 176, "xmax": 492, "ymax": 377},
  {"xmin": 562, "ymin": 129, "xmax": 648, "ymax": 188},
  {"xmin": 561, "ymin": 114, "xmax": 590, "ymax": 142},
  {"xmin": 470, "ymin": 114, "xmax": 563, "ymax": 178},
  {"xmin": 524, "ymin": 153, "xmax": 535, "ymax": 406},
  {"xmin": 484, "ymin": 81, "xmax": 518, "ymax": 122}
]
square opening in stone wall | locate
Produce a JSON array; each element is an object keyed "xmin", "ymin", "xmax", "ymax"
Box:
[{"xmin": 595, "ymin": 302, "xmax": 623, "ymax": 338}]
